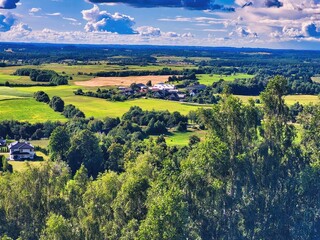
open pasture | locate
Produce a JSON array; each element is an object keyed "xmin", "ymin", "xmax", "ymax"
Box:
[
  {"xmin": 63, "ymin": 97, "xmax": 204, "ymax": 118},
  {"xmin": 197, "ymin": 73, "xmax": 254, "ymax": 85},
  {"xmin": 75, "ymin": 75, "xmax": 171, "ymax": 87},
  {"xmin": 0, "ymin": 98, "xmax": 66, "ymax": 123}
]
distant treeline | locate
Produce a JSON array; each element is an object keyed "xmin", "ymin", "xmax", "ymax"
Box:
[{"xmin": 14, "ymin": 68, "xmax": 69, "ymax": 85}]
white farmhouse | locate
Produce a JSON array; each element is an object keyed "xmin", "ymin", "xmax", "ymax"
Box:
[
  {"xmin": 152, "ymin": 83, "xmax": 176, "ymax": 91},
  {"xmin": 8, "ymin": 141, "xmax": 35, "ymax": 160}
]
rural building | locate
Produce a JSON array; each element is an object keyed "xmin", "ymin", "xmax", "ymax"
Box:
[
  {"xmin": 8, "ymin": 141, "xmax": 35, "ymax": 160},
  {"xmin": 152, "ymin": 83, "xmax": 176, "ymax": 91}
]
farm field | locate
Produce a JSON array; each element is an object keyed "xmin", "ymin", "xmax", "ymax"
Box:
[
  {"xmin": 235, "ymin": 94, "xmax": 319, "ymax": 105},
  {"xmin": 63, "ymin": 97, "xmax": 204, "ymax": 118},
  {"xmin": 1, "ymin": 86, "xmax": 203, "ymax": 120},
  {"xmin": 0, "ymin": 98, "xmax": 66, "ymax": 123},
  {"xmin": 75, "ymin": 75, "xmax": 171, "ymax": 87},
  {"xmin": 197, "ymin": 73, "xmax": 255, "ymax": 85}
]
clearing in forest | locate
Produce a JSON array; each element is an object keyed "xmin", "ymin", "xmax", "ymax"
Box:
[{"xmin": 74, "ymin": 75, "xmax": 172, "ymax": 87}]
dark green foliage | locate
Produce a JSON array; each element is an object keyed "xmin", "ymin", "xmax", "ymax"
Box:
[
  {"xmin": 14, "ymin": 68, "xmax": 68, "ymax": 85},
  {"xmin": 49, "ymin": 126, "xmax": 70, "ymax": 161},
  {"xmin": 34, "ymin": 91, "xmax": 50, "ymax": 103},
  {"xmin": 0, "ymin": 155, "xmax": 12, "ymax": 173},
  {"xmin": 176, "ymin": 121, "xmax": 187, "ymax": 132},
  {"xmin": 67, "ymin": 130, "xmax": 103, "ymax": 177},
  {"xmin": 63, "ymin": 104, "xmax": 85, "ymax": 119},
  {"xmin": 49, "ymin": 96, "xmax": 64, "ymax": 112}
]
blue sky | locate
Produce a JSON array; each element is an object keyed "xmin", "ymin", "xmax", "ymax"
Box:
[{"xmin": 0, "ymin": 0, "xmax": 320, "ymax": 49}]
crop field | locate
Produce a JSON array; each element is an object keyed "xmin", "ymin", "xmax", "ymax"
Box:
[
  {"xmin": 75, "ymin": 75, "xmax": 171, "ymax": 87},
  {"xmin": 197, "ymin": 73, "xmax": 255, "ymax": 85}
]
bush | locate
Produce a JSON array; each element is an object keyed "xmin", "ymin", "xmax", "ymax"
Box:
[
  {"xmin": 49, "ymin": 96, "xmax": 65, "ymax": 112},
  {"xmin": 63, "ymin": 104, "xmax": 85, "ymax": 119},
  {"xmin": 34, "ymin": 91, "xmax": 50, "ymax": 103}
]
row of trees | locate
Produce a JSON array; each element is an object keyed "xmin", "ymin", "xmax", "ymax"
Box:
[
  {"xmin": 33, "ymin": 91, "xmax": 85, "ymax": 118},
  {"xmin": 14, "ymin": 68, "xmax": 69, "ymax": 85}
]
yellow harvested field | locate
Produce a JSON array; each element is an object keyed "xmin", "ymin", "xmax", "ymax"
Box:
[{"xmin": 74, "ymin": 75, "xmax": 171, "ymax": 87}]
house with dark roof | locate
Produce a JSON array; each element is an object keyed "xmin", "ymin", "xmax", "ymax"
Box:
[{"xmin": 8, "ymin": 141, "xmax": 35, "ymax": 160}]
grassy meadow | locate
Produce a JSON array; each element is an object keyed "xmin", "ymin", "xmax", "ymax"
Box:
[
  {"xmin": 197, "ymin": 73, "xmax": 255, "ymax": 86},
  {"xmin": 165, "ymin": 129, "xmax": 207, "ymax": 146},
  {"xmin": 0, "ymin": 98, "xmax": 66, "ymax": 123}
]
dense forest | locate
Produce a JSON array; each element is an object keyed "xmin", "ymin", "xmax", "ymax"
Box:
[{"xmin": 0, "ymin": 76, "xmax": 319, "ymax": 239}]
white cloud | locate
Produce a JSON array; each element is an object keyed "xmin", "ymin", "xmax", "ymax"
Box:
[
  {"xmin": 82, "ymin": 5, "xmax": 136, "ymax": 34},
  {"xmin": 29, "ymin": 8, "xmax": 41, "ymax": 14}
]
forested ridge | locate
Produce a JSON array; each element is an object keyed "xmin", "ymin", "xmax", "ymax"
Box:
[{"xmin": 0, "ymin": 76, "xmax": 320, "ymax": 239}]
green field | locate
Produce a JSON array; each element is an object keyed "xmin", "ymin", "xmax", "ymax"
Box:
[
  {"xmin": 197, "ymin": 73, "xmax": 255, "ymax": 85},
  {"xmin": 0, "ymin": 98, "xmax": 66, "ymax": 123},
  {"xmin": 0, "ymin": 86, "xmax": 203, "ymax": 121},
  {"xmin": 165, "ymin": 129, "xmax": 207, "ymax": 146}
]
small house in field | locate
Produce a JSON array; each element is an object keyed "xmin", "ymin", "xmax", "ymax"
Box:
[
  {"xmin": 8, "ymin": 141, "xmax": 35, "ymax": 160},
  {"xmin": 0, "ymin": 138, "xmax": 6, "ymax": 147}
]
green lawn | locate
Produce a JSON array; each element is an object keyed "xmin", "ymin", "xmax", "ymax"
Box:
[
  {"xmin": 197, "ymin": 73, "xmax": 255, "ymax": 86},
  {"xmin": 0, "ymin": 98, "xmax": 66, "ymax": 123},
  {"xmin": 9, "ymin": 161, "xmax": 44, "ymax": 172}
]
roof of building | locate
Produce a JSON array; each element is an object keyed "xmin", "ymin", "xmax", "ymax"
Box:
[{"xmin": 9, "ymin": 141, "xmax": 34, "ymax": 150}]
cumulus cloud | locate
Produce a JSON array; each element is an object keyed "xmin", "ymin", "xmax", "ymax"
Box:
[
  {"xmin": 0, "ymin": 13, "xmax": 15, "ymax": 32},
  {"xmin": 0, "ymin": 0, "xmax": 20, "ymax": 9},
  {"xmin": 86, "ymin": 0, "xmax": 227, "ymax": 11},
  {"xmin": 136, "ymin": 26, "xmax": 161, "ymax": 37},
  {"xmin": 230, "ymin": 26, "xmax": 258, "ymax": 37},
  {"xmin": 82, "ymin": 5, "xmax": 136, "ymax": 34}
]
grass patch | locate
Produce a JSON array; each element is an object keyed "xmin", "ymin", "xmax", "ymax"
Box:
[
  {"xmin": 30, "ymin": 139, "xmax": 49, "ymax": 149},
  {"xmin": 165, "ymin": 129, "xmax": 207, "ymax": 146},
  {"xmin": 197, "ymin": 73, "xmax": 254, "ymax": 86},
  {"xmin": 0, "ymin": 98, "xmax": 66, "ymax": 123},
  {"xmin": 9, "ymin": 161, "xmax": 44, "ymax": 172}
]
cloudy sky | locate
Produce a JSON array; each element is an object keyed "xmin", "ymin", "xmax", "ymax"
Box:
[{"xmin": 0, "ymin": 0, "xmax": 320, "ymax": 49}]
